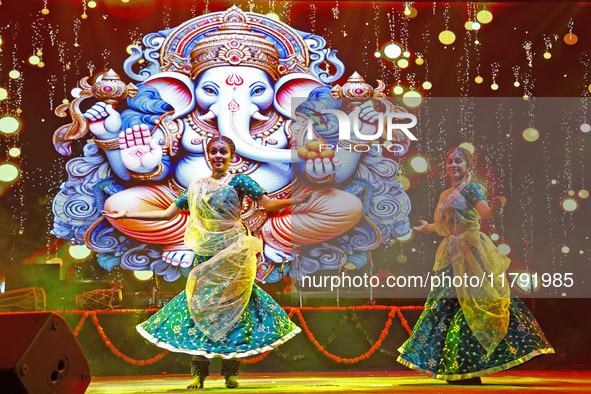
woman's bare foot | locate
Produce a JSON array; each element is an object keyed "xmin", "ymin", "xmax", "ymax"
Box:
[
  {"xmin": 225, "ymin": 375, "xmax": 239, "ymax": 388},
  {"xmin": 187, "ymin": 375, "xmax": 206, "ymax": 389}
]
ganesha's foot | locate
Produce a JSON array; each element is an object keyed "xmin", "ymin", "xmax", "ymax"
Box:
[{"xmin": 162, "ymin": 249, "xmax": 195, "ymax": 267}]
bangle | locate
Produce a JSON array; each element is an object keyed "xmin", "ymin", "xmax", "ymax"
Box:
[
  {"xmin": 304, "ymin": 171, "xmax": 335, "ymax": 184},
  {"xmin": 93, "ymin": 136, "xmax": 120, "ymax": 150},
  {"xmin": 128, "ymin": 163, "xmax": 166, "ymax": 180}
]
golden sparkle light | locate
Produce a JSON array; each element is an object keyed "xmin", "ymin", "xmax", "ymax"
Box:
[
  {"xmin": 476, "ymin": 9, "xmax": 493, "ymax": 24},
  {"xmin": 422, "ymin": 81, "xmax": 432, "ymax": 90},
  {"xmin": 562, "ymin": 197, "xmax": 578, "ymax": 212},
  {"xmin": 475, "ymin": 76, "xmax": 483, "ymax": 84},
  {"xmin": 8, "ymin": 147, "xmax": 21, "ymax": 158},
  {"xmin": 409, "ymin": 155, "xmax": 429, "ymax": 173},
  {"xmin": 579, "ymin": 189, "xmax": 589, "ymax": 199},
  {"xmin": 383, "ymin": 42, "xmax": 403, "ymax": 59},
  {"xmin": 522, "ymin": 127, "xmax": 539, "ymax": 142},
  {"xmin": 415, "ymin": 56, "xmax": 424, "ymax": 65},
  {"xmin": 0, "ymin": 162, "xmax": 20, "ymax": 183},
  {"xmin": 69, "ymin": 244, "xmax": 92, "ymax": 260},
  {"xmin": 8, "ymin": 70, "xmax": 21, "ymax": 79},
  {"xmin": 392, "ymin": 85, "xmax": 404, "ymax": 95},
  {"xmin": 396, "ymin": 175, "xmax": 411, "ymax": 191},
  {"xmin": 402, "ymin": 90, "xmax": 423, "ymax": 108},
  {"xmin": 0, "ymin": 115, "xmax": 22, "ymax": 135},
  {"xmin": 397, "ymin": 58, "xmax": 410, "ymax": 69},
  {"xmin": 458, "ymin": 142, "xmax": 475, "ymax": 154},
  {"xmin": 439, "ymin": 30, "xmax": 456, "ymax": 45},
  {"xmin": 543, "ymin": 52, "xmax": 552, "ymax": 59},
  {"xmin": 0, "ymin": 87, "xmax": 7, "ymax": 101},
  {"xmin": 134, "ymin": 271, "xmax": 154, "ymax": 281},
  {"xmin": 491, "ymin": 83, "xmax": 499, "ymax": 90}
]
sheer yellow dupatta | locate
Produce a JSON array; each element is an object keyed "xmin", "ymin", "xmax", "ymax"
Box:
[
  {"xmin": 184, "ymin": 175, "xmax": 262, "ymax": 342},
  {"xmin": 433, "ymin": 183, "xmax": 510, "ymax": 356}
]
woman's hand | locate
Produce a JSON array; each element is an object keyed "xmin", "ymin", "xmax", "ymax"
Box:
[
  {"xmin": 412, "ymin": 219, "xmax": 430, "ymax": 232},
  {"xmin": 292, "ymin": 191, "xmax": 313, "ymax": 205},
  {"xmin": 491, "ymin": 196, "xmax": 506, "ymax": 215},
  {"xmin": 102, "ymin": 209, "xmax": 126, "ymax": 219}
]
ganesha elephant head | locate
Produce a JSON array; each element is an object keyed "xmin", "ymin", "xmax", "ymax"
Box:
[{"xmin": 142, "ymin": 66, "xmax": 324, "ymax": 164}]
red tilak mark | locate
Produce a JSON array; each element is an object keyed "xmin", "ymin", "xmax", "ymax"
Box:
[
  {"xmin": 225, "ymin": 74, "xmax": 244, "ymax": 86},
  {"xmin": 228, "ymin": 99, "xmax": 240, "ymax": 112}
]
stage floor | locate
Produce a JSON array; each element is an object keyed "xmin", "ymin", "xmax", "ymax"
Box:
[{"xmin": 86, "ymin": 370, "xmax": 591, "ymax": 393}]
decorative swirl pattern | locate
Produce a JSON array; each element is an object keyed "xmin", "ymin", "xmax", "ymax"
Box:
[
  {"xmin": 349, "ymin": 222, "xmax": 380, "ymax": 250},
  {"xmin": 120, "ymin": 245, "xmax": 162, "ymax": 271},
  {"xmin": 123, "ymin": 33, "xmax": 165, "ymax": 82},
  {"xmin": 86, "ymin": 220, "xmax": 119, "ymax": 253},
  {"xmin": 297, "ymin": 29, "xmax": 345, "ymax": 84}
]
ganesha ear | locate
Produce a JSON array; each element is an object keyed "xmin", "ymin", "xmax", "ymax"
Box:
[
  {"xmin": 143, "ymin": 72, "xmax": 195, "ymax": 119},
  {"xmin": 274, "ymin": 73, "xmax": 325, "ymax": 118}
]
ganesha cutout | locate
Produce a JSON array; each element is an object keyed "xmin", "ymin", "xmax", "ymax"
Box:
[{"xmin": 52, "ymin": 6, "xmax": 412, "ymax": 283}]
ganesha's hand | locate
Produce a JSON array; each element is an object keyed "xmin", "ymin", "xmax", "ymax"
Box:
[
  {"xmin": 83, "ymin": 102, "xmax": 122, "ymax": 140},
  {"xmin": 305, "ymin": 157, "xmax": 342, "ymax": 179},
  {"xmin": 357, "ymin": 101, "xmax": 380, "ymax": 124},
  {"xmin": 119, "ymin": 124, "xmax": 163, "ymax": 172}
]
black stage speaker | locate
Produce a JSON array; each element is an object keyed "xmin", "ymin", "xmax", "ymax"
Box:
[{"xmin": 0, "ymin": 312, "xmax": 91, "ymax": 393}]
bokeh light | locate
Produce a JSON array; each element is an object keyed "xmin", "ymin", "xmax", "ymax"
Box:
[
  {"xmin": 68, "ymin": 244, "xmax": 92, "ymax": 260},
  {"xmin": 396, "ymin": 254, "xmax": 408, "ymax": 264},
  {"xmin": 476, "ymin": 9, "xmax": 493, "ymax": 24},
  {"xmin": 8, "ymin": 147, "xmax": 21, "ymax": 158},
  {"xmin": 422, "ymin": 81, "xmax": 432, "ymax": 90},
  {"xmin": 551, "ymin": 179, "xmax": 558, "ymax": 185},
  {"xmin": 415, "ymin": 56, "xmax": 424, "ymax": 65},
  {"xmin": 564, "ymin": 33, "xmax": 578, "ymax": 45},
  {"xmin": 396, "ymin": 175, "xmax": 410, "ymax": 191},
  {"xmin": 522, "ymin": 127, "xmax": 539, "ymax": 142},
  {"xmin": 373, "ymin": 51, "xmax": 381, "ymax": 58},
  {"xmin": 439, "ymin": 30, "xmax": 456, "ymax": 45},
  {"xmin": 464, "ymin": 21, "xmax": 474, "ymax": 31},
  {"xmin": 396, "ymin": 58, "xmax": 410, "ymax": 68},
  {"xmin": 568, "ymin": 190, "xmax": 575, "ymax": 196},
  {"xmin": 471, "ymin": 22, "xmax": 481, "ymax": 30},
  {"xmin": 402, "ymin": 90, "xmax": 423, "ymax": 108},
  {"xmin": 490, "ymin": 233, "xmax": 500, "ymax": 241},
  {"xmin": 474, "ymin": 76, "xmax": 483, "ymax": 84},
  {"xmin": 458, "ymin": 142, "xmax": 475, "ymax": 154},
  {"xmin": 396, "ymin": 232, "xmax": 414, "ymax": 243},
  {"xmin": 409, "ymin": 155, "xmax": 429, "ymax": 173},
  {"xmin": 561, "ymin": 246, "xmax": 570, "ymax": 254},
  {"xmin": 0, "ymin": 115, "xmax": 23, "ymax": 135},
  {"xmin": 0, "ymin": 87, "xmax": 7, "ymax": 101},
  {"xmin": 561, "ymin": 197, "xmax": 578, "ymax": 212},
  {"xmin": 134, "ymin": 270, "xmax": 154, "ymax": 281},
  {"xmin": 579, "ymin": 189, "xmax": 589, "ymax": 199},
  {"xmin": 8, "ymin": 70, "xmax": 21, "ymax": 79},
  {"xmin": 491, "ymin": 83, "xmax": 499, "ymax": 90},
  {"xmin": 265, "ymin": 12, "xmax": 280, "ymax": 21},
  {"xmin": 392, "ymin": 85, "xmax": 404, "ymax": 95},
  {"xmin": 28, "ymin": 55, "xmax": 40, "ymax": 65},
  {"xmin": 88, "ymin": 0, "xmax": 97, "ymax": 8},
  {"xmin": 543, "ymin": 52, "xmax": 552, "ymax": 60},
  {"xmin": 498, "ymin": 243, "xmax": 511, "ymax": 255},
  {"xmin": 383, "ymin": 42, "xmax": 403, "ymax": 59},
  {"xmin": 580, "ymin": 123, "xmax": 591, "ymax": 133},
  {"xmin": 0, "ymin": 162, "xmax": 20, "ymax": 183}
]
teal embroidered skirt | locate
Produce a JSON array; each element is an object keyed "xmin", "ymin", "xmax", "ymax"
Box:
[
  {"xmin": 397, "ymin": 269, "xmax": 554, "ymax": 380},
  {"xmin": 137, "ymin": 284, "xmax": 300, "ymax": 359}
]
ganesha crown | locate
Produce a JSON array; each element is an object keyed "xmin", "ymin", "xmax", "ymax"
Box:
[{"xmin": 187, "ymin": 7, "xmax": 306, "ymax": 80}]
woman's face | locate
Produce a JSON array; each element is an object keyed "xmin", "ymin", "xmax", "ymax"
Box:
[
  {"xmin": 446, "ymin": 151, "xmax": 469, "ymax": 183},
  {"xmin": 208, "ymin": 140, "xmax": 233, "ymax": 173}
]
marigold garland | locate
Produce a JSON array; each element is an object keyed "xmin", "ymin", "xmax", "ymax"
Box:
[
  {"xmin": 57, "ymin": 305, "xmax": 423, "ymax": 366},
  {"xmin": 89, "ymin": 312, "xmax": 169, "ymax": 365}
]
